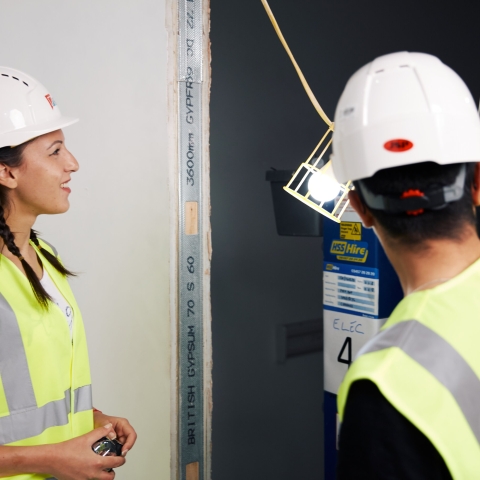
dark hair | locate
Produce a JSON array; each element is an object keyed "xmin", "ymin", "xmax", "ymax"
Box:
[
  {"xmin": 354, "ymin": 161, "xmax": 477, "ymax": 247},
  {"xmin": 0, "ymin": 143, "xmax": 75, "ymax": 308}
]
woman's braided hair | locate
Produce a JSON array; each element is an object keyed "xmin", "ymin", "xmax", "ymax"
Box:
[{"xmin": 0, "ymin": 142, "xmax": 75, "ymax": 309}]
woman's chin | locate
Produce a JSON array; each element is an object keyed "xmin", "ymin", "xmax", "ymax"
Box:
[{"xmin": 40, "ymin": 203, "xmax": 71, "ymax": 216}]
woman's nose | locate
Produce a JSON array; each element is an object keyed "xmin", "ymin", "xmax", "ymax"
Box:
[{"xmin": 66, "ymin": 150, "xmax": 79, "ymax": 172}]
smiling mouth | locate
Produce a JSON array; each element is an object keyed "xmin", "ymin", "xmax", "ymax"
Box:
[{"xmin": 61, "ymin": 182, "xmax": 70, "ymax": 189}]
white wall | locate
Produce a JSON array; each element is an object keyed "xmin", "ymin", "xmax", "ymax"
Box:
[{"xmin": 0, "ymin": 1, "xmax": 174, "ymax": 477}]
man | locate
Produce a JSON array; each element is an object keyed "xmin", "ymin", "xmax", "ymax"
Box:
[{"xmin": 331, "ymin": 52, "xmax": 480, "ymax": 479}]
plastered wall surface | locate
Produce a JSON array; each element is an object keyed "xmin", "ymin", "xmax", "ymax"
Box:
[{"xmin": 0, "ymin": 1, "xmax": 173, "ymax": 478}]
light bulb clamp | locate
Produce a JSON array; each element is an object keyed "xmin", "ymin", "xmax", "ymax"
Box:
[{"xmin": 283, "ymin": 128, "xmax": 353, "ymax": 223}]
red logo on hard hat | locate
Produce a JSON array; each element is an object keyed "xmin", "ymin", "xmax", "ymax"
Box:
[
  {"xmin": 45, "ymin": 94, "xmax": 56, "ymax": 109},
  {"xmin": 384, "ymin": 139, "xmax": 413, "ymax": 152}
]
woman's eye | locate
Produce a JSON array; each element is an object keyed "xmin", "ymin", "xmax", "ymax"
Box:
[{"xmin": 51, "ymin": 148, "xmax": 60, "ymax": 156}]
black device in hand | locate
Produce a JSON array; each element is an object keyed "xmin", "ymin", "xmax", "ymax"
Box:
[{"xmin": 92, "ymin": 436, "xmax": 123, "ymax": 471}]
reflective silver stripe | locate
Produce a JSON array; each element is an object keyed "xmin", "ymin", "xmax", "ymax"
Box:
[
  {"xmin": 0, "ymin": 292, "xmax": 36, "ymax": 411},
  {"xmin": 0, "ymin": 389, "xmax": 71, "ymax": 445},
  {"xmin": 0, "ymin": 385, "xmax": 92, "ymax": 444},
  {"xmin": 0, "ymin": 293, "xmax": 92, "ymax": 444},
  {"xmin": 359, "ymin": 320, "xmax": 480, "ymax": 443},
  {"xmin": 39, "ymin": 238, "xmax": 58, "ymax": 256},
  {"xmin": 74, "ymin": 385, "xmax": 93, "ymax": 413}
]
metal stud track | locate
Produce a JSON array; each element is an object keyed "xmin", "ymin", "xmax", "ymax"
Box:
[{"xmin": 178, "ymin": 0, "xmax": 205, "ymax": 478}]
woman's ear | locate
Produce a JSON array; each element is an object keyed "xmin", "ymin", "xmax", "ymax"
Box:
[
  {"xmin": 348, "ymin": 190, "xmax": 375, "ymax": 228},
  {"xmin": 0, "ymin": 163, "xmax": 18, "ymax": 189}
]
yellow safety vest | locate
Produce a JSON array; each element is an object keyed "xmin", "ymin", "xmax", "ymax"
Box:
[
  {"xmin": 338, "ymin": 257, "xmax": 480, "ymax": 479},
  {"xmin": 0, "ymin": 239, "xmax": 93, "ymax": 480}
]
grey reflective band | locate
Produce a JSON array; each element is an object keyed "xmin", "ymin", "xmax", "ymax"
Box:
[
  {"xmin": 357, "ymin": 163, "xmax": 467, "ymax": 213},
  {"xmin": 0, "ymin": 293, "xmax": 92, "ymax": 444},
  {"xmin": 0, "ymin": 389, "xmax": 70, "ymax": 445},
  {"xmin": 0, "ymin": 386, "xmax": 92, "ymax": 444},
  {"xmin": 358, "ymin": 320, "xmax": 480, "ymax": 443},
  {"xmin": 0, "ymin": 292, "xmax": 37, "ymax": 412},
  {"xmin": 74, "ymin": 384, "xmax": 93, "ymax": 413}
]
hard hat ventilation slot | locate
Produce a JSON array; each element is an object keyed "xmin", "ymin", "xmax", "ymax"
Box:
[
  {"xmin": 0, "ymin": 73, "xmax": 29, "ymax": 87},
  {"xmin": 400, "ymin": 65, "xmax": 410, "ymax": 68},
  {"xmin": 375, "ymin": 69, "xmax": 384, "ymax": 73}
]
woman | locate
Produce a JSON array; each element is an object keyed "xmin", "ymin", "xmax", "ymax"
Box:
[{"xmin": 0, "ymin": 67, "xmax": 136, "ymax": 479}]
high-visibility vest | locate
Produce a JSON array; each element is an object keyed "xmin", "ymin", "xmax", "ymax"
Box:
[
  {"xmin": 0, "ymin": 239, "xmax": 93, "ymax": 480},
  {"xmin": 338, "ymin": 257, "xmax": 480, "ymax": 480}
]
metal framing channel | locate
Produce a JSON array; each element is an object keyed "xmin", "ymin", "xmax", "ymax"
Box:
[{"xmin": 178, "ymin": 0, "xmax": 206, "ymax": 479}]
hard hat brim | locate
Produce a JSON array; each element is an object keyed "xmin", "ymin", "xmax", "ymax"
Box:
[{"xmin": 0, "ymin": 116, "xmax": 79, "ymax": 149}]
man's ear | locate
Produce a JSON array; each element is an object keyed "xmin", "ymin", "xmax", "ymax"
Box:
[
  {"xmin": 348, "ymin": 190, "xmax": 375, "ymax": 228},
  {"xmin": 471, "ymin": 162, "xmax": 480, "ymax": 206},
  {"xmin": 0, "ymin": 163, "xmax": 18, "ymax": 189}
]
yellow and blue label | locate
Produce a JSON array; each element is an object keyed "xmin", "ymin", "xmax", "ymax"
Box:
[
  {"xmin": 330, "ymin": 240, "xmax": 369, "ymax": 263},
  {"xmin": 339, "ymin": 222, "xmax": 362, "ymax": 241}
]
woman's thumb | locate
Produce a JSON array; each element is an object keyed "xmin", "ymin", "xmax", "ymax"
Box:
[{"xmin": 89, "ymin": 423, "xmax": 117, "ymax": 443}]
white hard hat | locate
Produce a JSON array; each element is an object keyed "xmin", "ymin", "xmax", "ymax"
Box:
[
  {"xmin": 0, "ymin": 66, "xmax": 78, "ymax": 148},
  {"xmin": 331, "ymin": 51, "xmax": 480, "ymax": 184}
]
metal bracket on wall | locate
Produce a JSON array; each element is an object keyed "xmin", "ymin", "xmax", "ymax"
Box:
[{"xmin": 178, "ymin": 0, "xmax": 205, "ymax": 479}]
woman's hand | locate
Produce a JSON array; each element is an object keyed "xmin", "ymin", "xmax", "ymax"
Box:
[
  {"xmin": 93, "ymin": 411, "xmax": 137, "ymax": 456},
  {"xmin": 47, "ymin": 424, "xmax": 126, "ymax": 480},
  {"xmin": 0, "ymin": 413, "xmax": 135, "ymax": 479},
  {"xmin": 0, "ymin": 424, "xmax": 124, "ymax": 480}
]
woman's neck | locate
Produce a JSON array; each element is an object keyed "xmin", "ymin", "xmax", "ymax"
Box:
[
  {"xmin": 2, "ymin": 213, "xmax": 36, "ymax": 253},
  {"xmin": 1, "ymin": 205, "xmax": 38, "ymax": 268}
]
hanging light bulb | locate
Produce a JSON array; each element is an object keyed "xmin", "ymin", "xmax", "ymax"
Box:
[
  {"xmin": 261, "ymin": 1, "xmax": 354, "ymax": 222},
  {"xmin": 308, "ymin": 161, "xmax": 341, "ymax": 202},
  {"xmin": 284, "ymin": 140, "xmax": 353, "ymax": 223}
]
